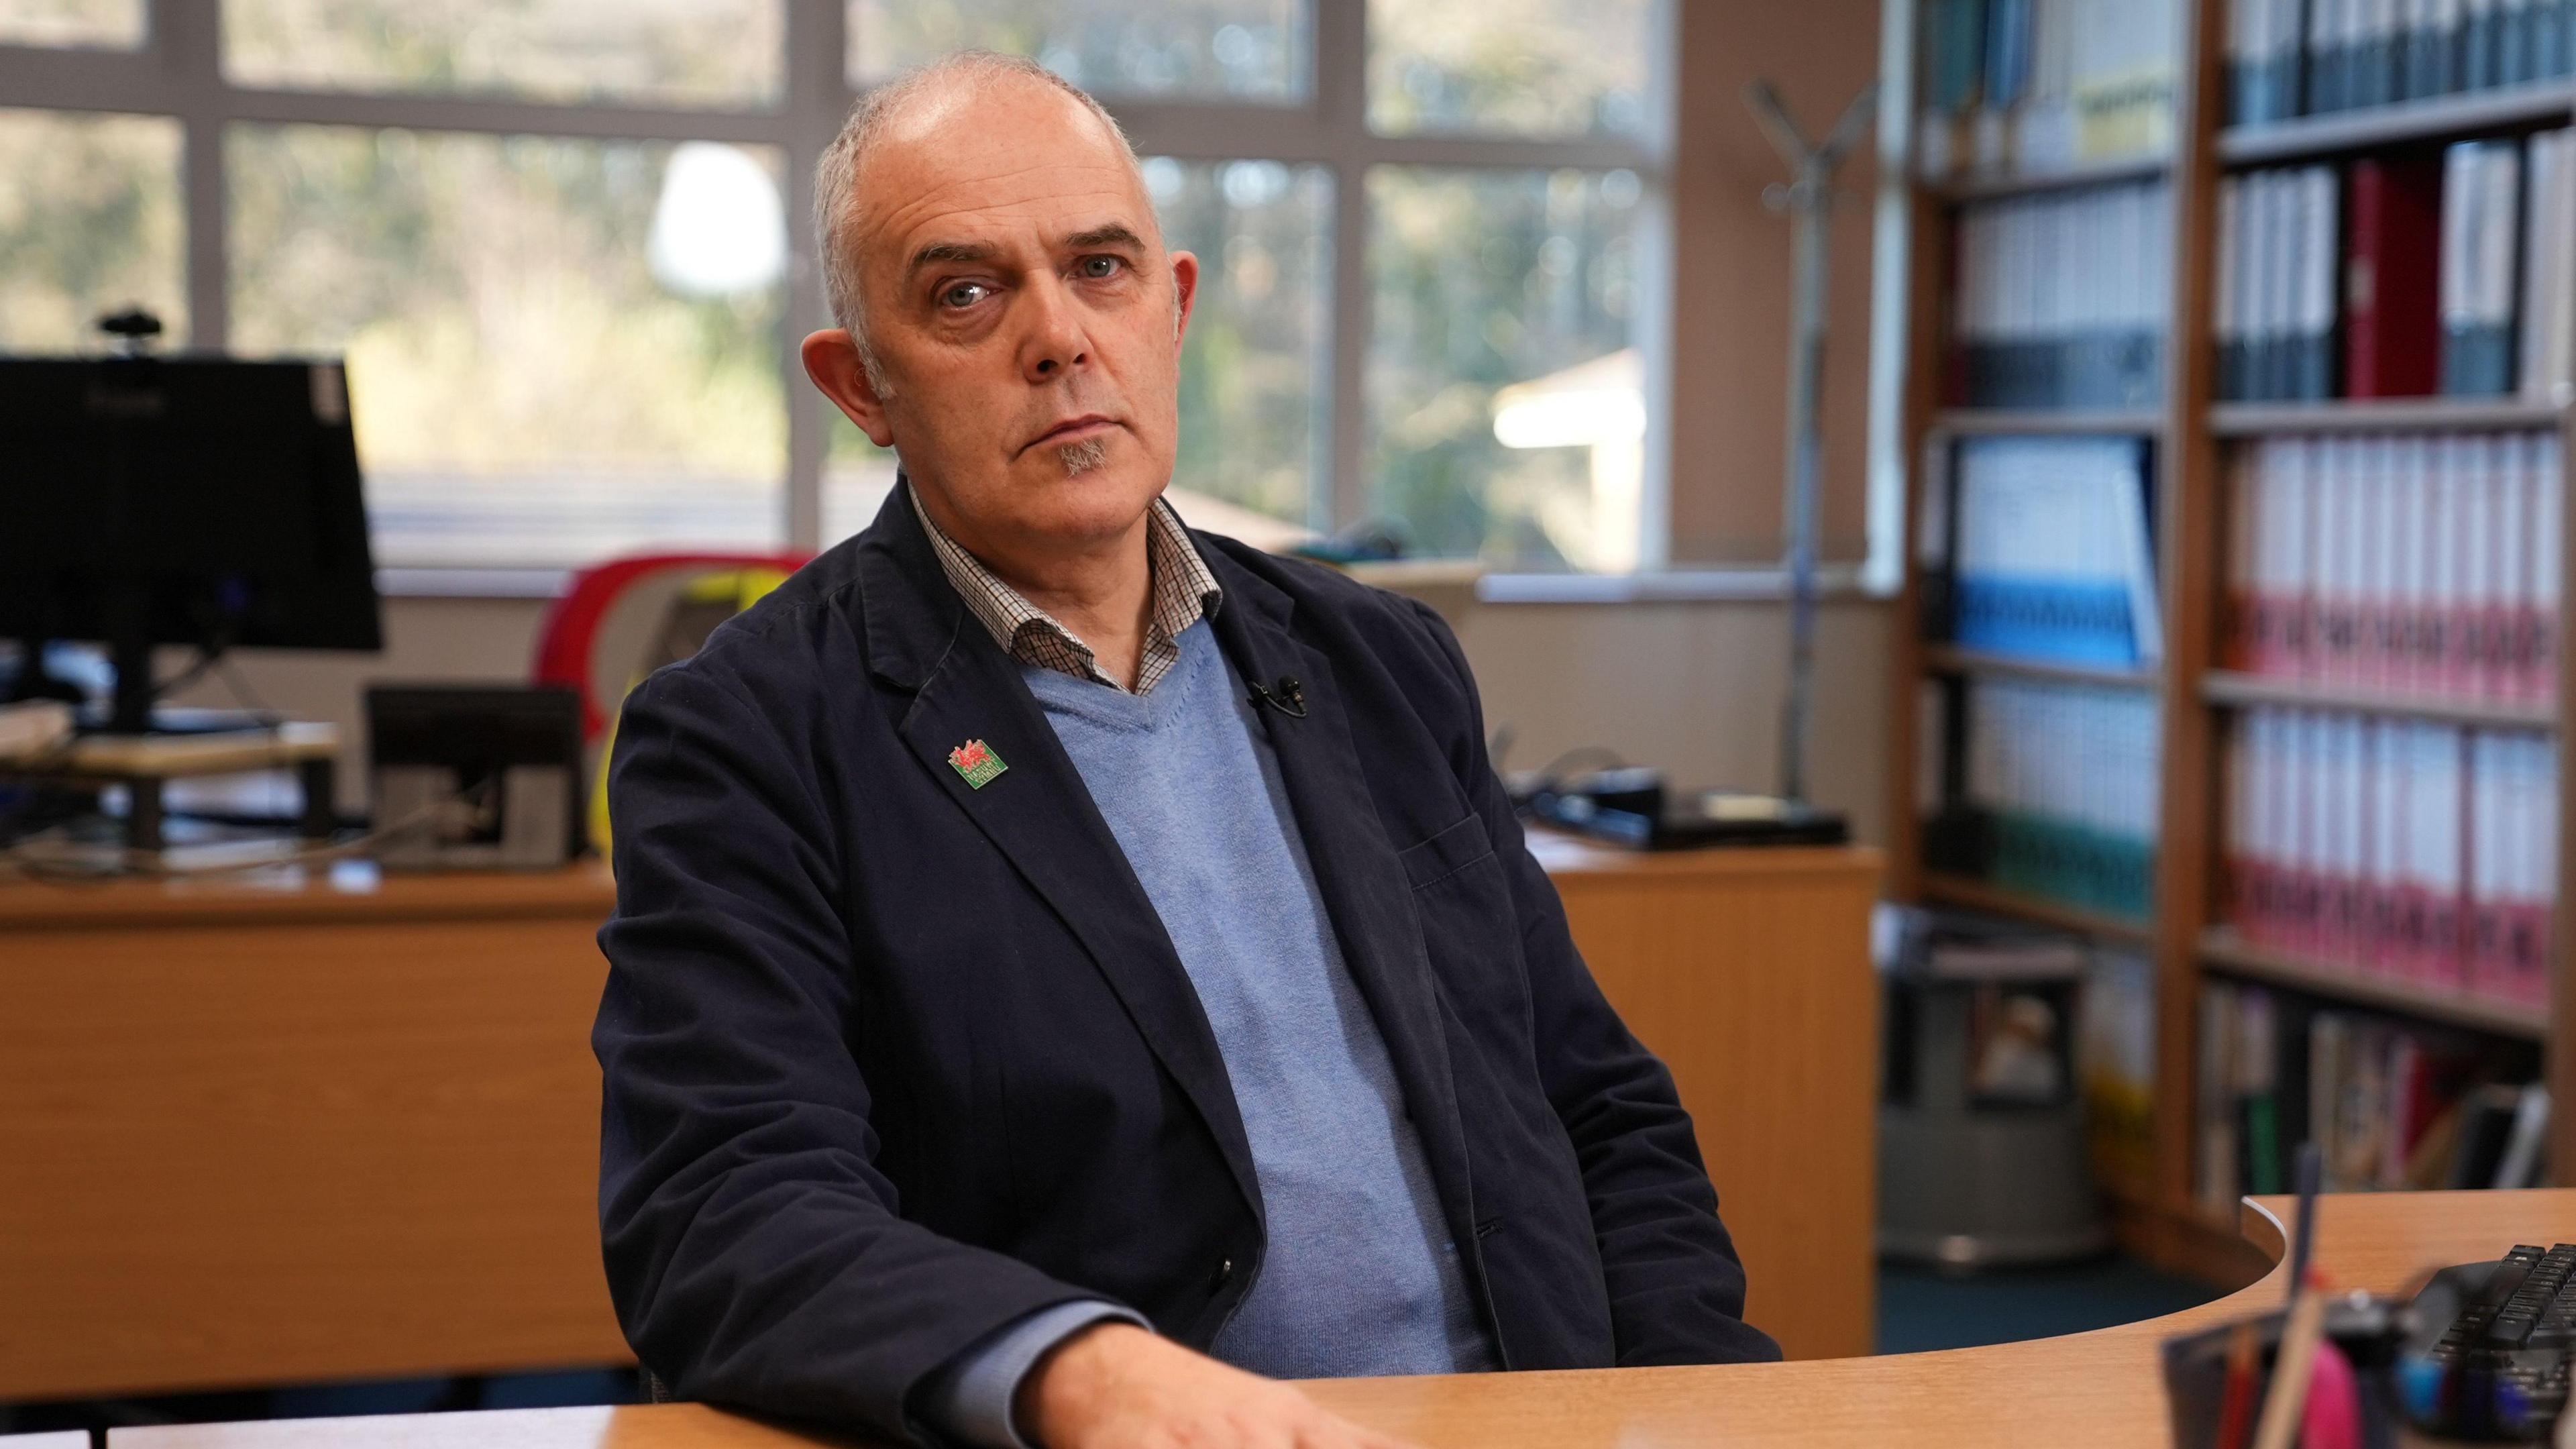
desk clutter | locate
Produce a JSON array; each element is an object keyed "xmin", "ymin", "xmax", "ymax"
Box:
[
  {"xmin": 2168, "ymin": 1159, "xmax": 2576, "ymax": 1446},
  {"xmin": 366, "ymin": 685, "xmax": 584, "ymax": 870}
]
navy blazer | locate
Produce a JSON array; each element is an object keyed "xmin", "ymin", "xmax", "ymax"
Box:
[{"xmin": 593, "ymin": 486, "xmax": 1778, "ymax": 1443}]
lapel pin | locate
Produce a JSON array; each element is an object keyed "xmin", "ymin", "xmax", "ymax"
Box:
[{"xmin": 947, "ymin": 738, "xmax": 1008, "ymax": 789}]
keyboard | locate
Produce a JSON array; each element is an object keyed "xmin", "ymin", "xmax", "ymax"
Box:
[{"xmin": 2404, "ymin": 1243, "xmax": 2576, "ymax": 1439}]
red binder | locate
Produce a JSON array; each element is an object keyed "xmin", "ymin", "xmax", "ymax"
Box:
[{"xmin": 2343, "ymin": 156, "xmax": 2444, "ymax": 398}]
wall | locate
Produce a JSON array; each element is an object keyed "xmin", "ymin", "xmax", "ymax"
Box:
[
  {"xmin": 1664, "ymin": 0, "xmax": 1884, "ymax": 566},
  {"xmin": 1455, "ymin": 598, "xmax": 1894, "ymax": 847}
]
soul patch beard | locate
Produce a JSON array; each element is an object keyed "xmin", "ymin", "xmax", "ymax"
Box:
[{"xmin": 1055, "ymin": 434, "xmax": 1112, "ymax": 476}]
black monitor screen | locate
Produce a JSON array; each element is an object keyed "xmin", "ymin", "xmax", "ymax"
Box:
[{"xmin": 0, "ymin": 356, "xmax": 382, "ymax": 656}]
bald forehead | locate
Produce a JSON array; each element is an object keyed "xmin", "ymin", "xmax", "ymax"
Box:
[{"xmin": 849, "ymin": 72, "xmax": 1155, "ymax": 248}]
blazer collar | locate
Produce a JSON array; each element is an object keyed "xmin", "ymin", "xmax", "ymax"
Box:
[{"xmin": 851, "ymin": 478, "xmax": 971, "ymax": 694}]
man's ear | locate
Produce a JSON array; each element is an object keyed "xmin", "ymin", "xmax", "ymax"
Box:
[
  {"xmin": 1168, "ymin": 250, "xmax": 1200, "ymax": 348},
  {"xmin": 802, "ymin": 329, "xmax": 896, "ymax": 448}
]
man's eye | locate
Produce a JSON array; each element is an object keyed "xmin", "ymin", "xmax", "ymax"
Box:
[
  {"xmin": 1077, "ymin": 256, "xmax": 1123, "ymax": 280},
  {"xmin": 941, "ymin": 282, "xmax": 989, "ymax": 309}
]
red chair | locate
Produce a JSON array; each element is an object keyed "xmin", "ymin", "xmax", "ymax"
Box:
[{"xmin": 531, "ymin": 551, "xmax": 811, "ymax": 851}]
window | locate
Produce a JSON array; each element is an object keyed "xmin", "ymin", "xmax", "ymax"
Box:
[
  {"xmin": 0, "ymin": 1, "xmax": 1669, "ymax": 574},
  {"xmin": 0, "ymin": 108, "xmax": 183, "ymax": 351},
  {"xmin": 228, "ymin": 126, "xmax": 788, "ymax": 566},
  {"xmin": 1150, "ymin": 158, "xmax": 1332, "ymax": 529},
  {"xmin": 1366, "ymin": 0, "xmax": 1656, "ymax": 139},
  {"xmin": 0, "ymin": 0, "xmax": 142, "ymax": 49},
  {"xmin": 1368, "ymin": 166, "xmax": 1642, "ymax": 568},
  {"xmin": 848, "ymin": 0, "xmax": 1307, "ymax": 101},
  {"xmin": 222, "ymin": 0, "xmax": 786, "ymax": 109}
]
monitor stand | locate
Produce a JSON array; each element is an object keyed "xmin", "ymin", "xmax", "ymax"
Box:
[
  {"xmin": 9, "ymin": 635, "xmax": 268, "ymax": 737},
  {"xmin": 80, "ymin": 704, "xmax": 276, "ymax": 737}
]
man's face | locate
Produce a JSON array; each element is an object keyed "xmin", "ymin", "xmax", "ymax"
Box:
[{"xmin": 806, "ymin": 80, "xmax": 1197, "ymax": 560}]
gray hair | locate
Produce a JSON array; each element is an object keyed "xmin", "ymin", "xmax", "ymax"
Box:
[{"xmin": 813, "ymin": 51, "xmax": 1147, "ymax": 387}]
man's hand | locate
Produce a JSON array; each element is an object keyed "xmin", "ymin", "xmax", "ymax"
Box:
[{"xmin": 1018, "ymin": 1322, "xmax": 1424, "ymax": 1449}]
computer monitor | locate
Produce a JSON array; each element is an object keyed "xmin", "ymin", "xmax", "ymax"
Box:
[{"xmin": 0, "ymin": 356, "xmax": 384, "ymax": 733}]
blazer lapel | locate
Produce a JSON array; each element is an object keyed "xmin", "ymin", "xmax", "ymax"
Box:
[
  {"xmin": 857, "ymin": 486, "xmax": 1262, "ymax": 1220},
  {"xmin": 1203, "ymin": 559, "xmax": 1481, "ymax": 1262}
]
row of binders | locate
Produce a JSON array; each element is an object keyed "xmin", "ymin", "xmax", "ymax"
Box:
[
  {"xmin": 1919, "ymin": 0, "xmax": 2182, "ymax": 180},
  {"xmin": 2214, "ymin": 133, "xmax": 2576, "ymax": 402},
  {"xmin": 1949, "ymin": 181, "xmax": 2174, "ymax": 409},
  {"xmin": 2225, "ymin": 708, "xmax": 2556, "ymax": 1009},
  {"xmin": 1929, "ymin": 436, "xmax": 2163, "ymax": 665},
  {"xmin": 2224, "ymin": 430, "xmax": 2562, "ymax": 700},
  {"xmin": 2227, "ymin": 0, "xmax": 2576, "ymax": 127},
  {"xmin": 1923, "ymin": 678, "xmax": 2162, "ymax": 918},
  {"xmin": 2197, "ymin": 979, "xmax": 2548, "ymax": 1211}
]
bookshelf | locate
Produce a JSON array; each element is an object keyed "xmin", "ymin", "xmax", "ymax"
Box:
[
  {"xmin": 1933, "ymin": 152, "xmax": 2175, "ymax": 201},
  {"xmin": 1926, "ymin": 644, "xmax": 2160, "ymax": 689},
  {"xmin": 1880, "ymin": 0, "xmax": 2576, "ymax": 1279},
  {"xmin": 2201, "ymin": 669, "xmax": 2560, "ymax": 729},
  {"xmin": 2216, "ymin": 79, "xmax": 2576, "ymax": 163},
  {"xmin": 2208, "ymin": 397, "xmax": 2569, "ymax": 433},
  {"xmin": 1932, "ymin": 407, "xmax": 2171, "ymax": 435},
  {"xmin": 1922, "ymin": 873, "xmax": 2160, "ymax": 945}
]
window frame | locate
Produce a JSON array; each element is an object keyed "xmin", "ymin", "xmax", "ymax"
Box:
[{"xmin": 0, "ymin": 0, "xmax": 1676, "ymax": 582}]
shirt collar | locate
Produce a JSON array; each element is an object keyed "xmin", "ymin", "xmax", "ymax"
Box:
[{"xmin": 907, "ymin": 479, "xmax": 1224, "ymax": 695}]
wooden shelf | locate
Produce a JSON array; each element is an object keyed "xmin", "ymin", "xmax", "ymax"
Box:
[
  {"xmin": 1887, "ymin": 0, "xmax": 2576, "ymax": 1233},
  {"xmin": 2219, "ymin": 81, "xmax": 2576, "ymax": 164},
  {"xmin": 2199, "ymin": 929, "xmax": 2548, "ymax": 1040},
  {"xmin": 2202, "ymin": 672, "xmax": 2557, "ymax": 730},
  {"xmin": 1931, "ymin": 407, "xmax": 2165, "ymax": 436},
  {"xmin": 1926, "ymin": 152, "xmax": 2173, "ymax": 202},
  {"xmin": 1919, "ymin": 873, "xmax": 2158, "ymax": 945},
  {"xmin": 1927, "ymin": 645, "xmax": 2161, "ymax": 690},
  {"xmin": 2209, "ymin": 397, "xmax": 2568, "ymax": 435}
]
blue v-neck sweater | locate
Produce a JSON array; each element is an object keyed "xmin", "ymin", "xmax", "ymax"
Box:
[{"xmin": 1022, "ymin": 619, "xmax": 1493, "ymax": 1379}]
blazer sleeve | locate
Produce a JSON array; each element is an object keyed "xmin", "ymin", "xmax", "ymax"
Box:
[
  {"xmin": 593, "ymin": 659, "xmax": 1106, "ymax": 1442},
  {"xmin": 1404, "ymin": 600, "xmax": 1784, "ymax": 1367}
]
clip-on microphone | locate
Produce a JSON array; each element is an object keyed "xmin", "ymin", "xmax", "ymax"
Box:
[{"xmin": 1247, "ymin": 676, "xmax": 1307, "ymax": 718}]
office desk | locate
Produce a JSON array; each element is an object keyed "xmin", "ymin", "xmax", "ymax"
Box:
[
  {"xmin": 2, "ymin": 839, "xmax": 1875, "ymax": 1400},
  {"xmin": 1525, "ymin": 836, "xmax": 1882, "ymax": 1359},
  {"xmin": 105, "ymin": 1189, "xmax": 2571, "ymax": 1449},
  {"xmin": 0, "ymin": 864, "xmax": 629, "ymax": 1401}
]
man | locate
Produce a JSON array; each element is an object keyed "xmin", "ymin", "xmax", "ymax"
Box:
[{"xmin": 594, "ymin": 50, "xmax": 1778, "ymax": 1449}]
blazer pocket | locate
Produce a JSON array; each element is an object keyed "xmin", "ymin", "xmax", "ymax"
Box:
[
  {"xmin": 1396, "ymin": 813, "xmax": 1497, "ymax": 892},
  {"xmin": 1398, "ymin": 815, "xmax": 1532, "ymax": 1051}
]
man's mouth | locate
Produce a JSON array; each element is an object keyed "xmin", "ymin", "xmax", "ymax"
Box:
[{"xmin": 1023, "ymin": 414, "xmax": 1118, "ymax": 454}]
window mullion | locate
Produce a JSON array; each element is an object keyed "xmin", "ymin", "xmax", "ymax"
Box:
[
  {"xmin": 1314, "ymin": 0, "xmax": 1368, "ymax": 534},
  {"xmin": 781, "ymin": 0, "xmax": 845, "ymax": 551},
  {"xmin": 152, "ymin": 0, "xmax": 228, "ymax": 350}
]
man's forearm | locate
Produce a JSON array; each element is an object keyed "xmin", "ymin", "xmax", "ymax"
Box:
[
  {"xmin": 914, "ymin": 1301, "xmax": 1146, "ymax": 1448},
  {"xmin": 1016, "ymin": 1322, "xmax": 1420, "ymax": 1449}
]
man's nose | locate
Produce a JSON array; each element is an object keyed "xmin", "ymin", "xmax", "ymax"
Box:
[{"xmin": 1017, "ymin": 274, "xmax": 1093, "ymax": 384}]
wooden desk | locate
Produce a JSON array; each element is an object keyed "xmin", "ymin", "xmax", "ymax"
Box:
[
  {"xmin": 2, "ymin": 839, "xmax": 1876, "ymax": 1400},
  {"xmin": 0, "ymin": 864, "xmax": 629, "ymax": 1401},
  {"xmin": 106, "ymin": 1189, "xmax": 2576, "ymax": 1449},
  {"xmin": 1525, "ymin": 836, "xmax": 1882, "ymax": 1360}
]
